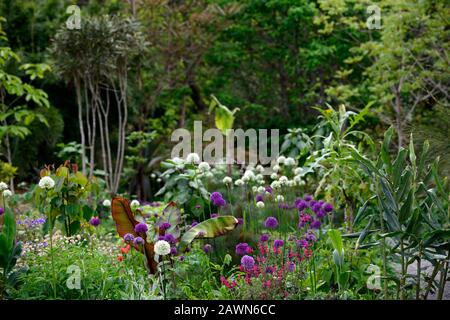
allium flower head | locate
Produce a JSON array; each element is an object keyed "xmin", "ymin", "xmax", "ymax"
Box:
[
  {"xmin": 154, "ymin": 240, "xmax": 171, "ymax": 256},
  {"xmin": 275, "ymin": 195, "xmax": 284, "ymax": 202},
  {"xmin": 134, "ymin": 222, "xmax": 148, "ymax": 234},
  {"xmin": 234, "ymin": 179, "xmax": 244, "ymax": 186},
  {"xmin": 123, "ymin": 233, "xmax": 135, "ymax": 243},
  {"xmin": 102, "ymin": 199, "xmax": 111, "ymax": 207},
  {"xmin": 304, "ymin": 194, "xmax": 313, "ymax": 202},
  {"xmin": 235, "ymin": 242, "xmax": 250, "ymax": 256},
  {"xmin": 186, "ymin": 153, "xmax": 200, "ymax": 164},
  {"xmin": 323, "ymin": 203, "xmax": 334, "ymax": 213},
  {"xmin": 170, "ymin": 247, "xmax": 177, "ymax": 255},
  {"xmin": 295, "ymin": 199, "xmax": 307, "ymax": 211},
  {"xmin": 284, "ymin": 157, "xmax": 296, "ymax": 166},
  {"xmin": 160, "ymin": 222, "xmax": 171, "ymax": 231},
  {"xmin": 305, "ymin": 232, "xmax": 316, "ymax": 242},
  {"xmin": 38, "ymin": 176, "xmax": 55, "ymax": 189},
  {"xmin": 256, "ymin": 201, "xmax": 265, "ymax": 209},
  {"xmin": 237, "ymin": 218, "xmax": 244, "ymax": 225},
  {"xmin": 0, "ymin": 207, "xmax": 4, "ymax": 216},
  {"xmin": 3, "ymin": 189, "xmax": 12, "ymax": 197},
  {"xmin": 264, "ymin": 216, "xmax": 278, "ymax": 229},
  {"xmin": 288, "ymin": 262, "xmax": 296, "ymax": 272},
  {"xmin": 260, "ymin": 233, "xmax": 269, "ymax": 242},
  {"xmin": 0, "ymin": 182, "xmax": 8, "ymax": 191},
  {"xmin": 276, "ymin": 156, "xmax": 286, "ymax": 165},
  {"xmin": 89, "ymin": 216, "xmax": 100, "ymax": 227},
  {"xmin": 130, "ymin": 200, "xmax": 140, "ymax": 208},
  {"xmin": 133, "ymin": 237, "xmax": 145, "ymax": 246},
  {"xmin": 311, "ymin": 220, "xmax": 321, "ymax": 229},
  {"xmin": 198, "ymin": 161, "xmax": 211, "ymax": 172},
  {"xmin": 164, "ymin": 233, "xmax": 176, "ymax": 244},
  {"xmin": 223, "ymin": 176, "xmax": 232, "ymax": 185},
  {"xmin": 241, "ymin": 255, "xmax": 255, "ymax": 271}
]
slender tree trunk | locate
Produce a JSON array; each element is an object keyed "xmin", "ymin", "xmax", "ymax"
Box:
[{"xmin": 75, "ymin": 78, "xmax": 87, "ymax": 175}]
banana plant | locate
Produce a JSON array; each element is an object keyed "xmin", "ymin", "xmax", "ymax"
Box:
[
  {"xmin": 350, "ymin": 127, "xmax": 449, "ymax": 299},
  {"xmin": 111, "ymin": 198, "xmax": 239, "ymax": 274}
]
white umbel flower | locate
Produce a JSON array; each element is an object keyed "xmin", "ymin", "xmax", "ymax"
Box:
[
  {"xmin": 294, "ymin": 167, "xmax": 302, "ymax": 175},
  {"xmin": 154, "ymin": 240, "xmax": 171, "ymax": 256},
  {"xmin": 256, "ymin": 165, "xmax": 265, "ymax": 173},
  {"xmin": 252, "ymin": 186, "xmax": 258, "ymax": 193},
  {"xmin": 223, "ymin": 176, "xmax": 232, "ymax": 185},
  {"xmin": 242, "ymin": 175, "xmax": 250, "ymax": 183},
  {"xmin": 38, "ymin": 176, "xmax": 55, "ymax": 189},
  {"xmin": 275, "ymin": 195, "xmax": 285, "ymax": 202},
  {"xmin": 270, "ymin": 173, "xmax": 278, "ymax": 180},
  {"xmin": 256, "ymin": 201, "xmax": 265, "ymax": 209},
  {"xmin": 285, "ymin": 157, "xmax": 296, "ymax": 166},
  {"xmin": 279, "ymin": 176, "xmax": 288, "ymax": 184},
  {"xmin": 235, "ymin": 179, "xmax": 244, "ymax": 186},
  {"xmin": 198, "ymin": 162, "xmax": 211, "ymax": 172},
  {"xmin": 243, "ymin": 170, "xmax": 255, "ymax": 181},
  {"xmin": 102, "ymin": 199, "xmax": 111, "ymax": 207},
  {"xmin": 257, "ymin": 186, "xmax": 266, "ymax": 193},
  {"xmin": 130, "ymin": 200, "xmax": 140, "ymax": 208},
  {"xmin": 3, "ymin": 189, "xmax": 12, "ymax": 197},
  {"xmin": 272, "ymin": 165, "xmax": 280, "ymax": 172},
  {"xmin": 0, "ymin": 182, "xmax": 8, "ymax": 191},
  {"xmin": 186, "ymin": 153, "xmax": 200, "ymax": 164},
  {"xmin": 271, "ymin": 181, "xmax": 281, "ymax": 189},
  {"xmin": 276, "ymin": 156, "xmax": 286, "ymax": 165}
]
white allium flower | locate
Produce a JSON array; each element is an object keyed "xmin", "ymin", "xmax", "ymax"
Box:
[
  {"xmin": 130, "ymin": 200, "xmax": 140, "ymax": 208},
  {"xmin": 102, "ymin": 199, "xmax": 111, "ymax": 207},
  {"xmin": 186, "ymin": 153, "xmax": 200, "ymax": 164},
  {"xmin": 242, "ymin": 176, "xmax": 250, "ymax": 183},
  {"xmin": 151, "ymin": 173, "xmax": 157, "ymax": 178},
  {"xmin": 3, "ymin": 189, "xmax": 12, "ymax": 197},
  {"xmin": 157, "ymin": 178, "xmax": 162, "ymax": 183},
  {"xmin": 257, "ymin": 186, "xmax": 266, "ymax": 193},
  {"xmin": 258, "ymin": 179, "xmax": 265, "ymax": 185},
  {"xmin": 38, "ymin": 176, "xmax": 55, "ymax": 189},
  {"xmin": 243, "ymin": 170, "xmax": 255, "ymax": 180},
  {"xmin": 223, "ymin": 176, "xmax": 232, "ymax": 185},
  {"xmin": 235, "ymin": 179, "xmax": 244, "ymax": 186},
  {"xmin": 198, "ymin": 162, "xmax": 211, "ymax": 172},
  {"xmin": 252, "ymin": 186, "xmax": 258, "ymax": 193},
  {"xmin": 256, "ymin": 201, "xmax": 265, "ymax": 209},
  {"xmin": 276, "ymin": 156, "xmax": 286, "ymax": 165},
  {"xmin": 272, "ymin": 165, "xmax": 280, "ymax": 172},
  {"xmin": 286, "ymin": 180, "xmax": 295, "ymax": 187},
  {"xmin": 293, "ymin": 175, "xmax": 302, "ymax": 183},
  {"xmin": 172, "ymin": 157, "xmax": 184, "ymax": 165},
  {"xmin": 256, "ymin": 165, "xmax": 265, "ymax": 173},
  {"xmin": 279, "ymin": 176, "xmax": 288, "ymax": 184},
  {"xmin": 275, "ymin": 195, "xmax": 285, "ymax": 202},
  {"xmin": 285, "ymin": 157, "xmax": 296, "ymax": 166},
  {"xmin": 205, "ymin": 172, "xmax": 214, "ymax": 178},
  {"xmin": 270, "ymin": 173, "xmax": 278, "ymax": 180},
  {"xmin": 154, "ymin": 240, "xmax": 171, "ymax": 256},
  {"xmin": 271, "ymin": 181, "xmax": 281, "ymax": 189},
  {"xmin": 256, "ymin": 174, "xmax": 264, "ymax": 181},
  {"xmin": 265, "ymin": 191, "xmax": 271, "ymax": 196},
  {"xmin": 294, "ymin": 167, "xmax": 302, "ymax": 175},
  {"xmin": 0, "ymin": 182, "xmax": 8, "ymax": 191}
]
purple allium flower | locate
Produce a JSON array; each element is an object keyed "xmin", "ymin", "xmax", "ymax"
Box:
[
  {"xmin": 309, "ymin": 200, "xmax": 317, "ymax": 208},
  {"xmin": 89, "ymin": 216, "xmax": 100, "ymax": 227},
  {"xmin": 203, "ymin": 244, "xmax": 212, "ymax": 254},
  {"xmin": 158, "ymin": 235, "xmax": 165, "ymax": 241},
  {"xmin": 164, "ymin": 233, "xmax": 177, "ymax": 244},
  {"xmin": 235, "ymin": 243, "xmax": 250, "ymax": 256},
  {"xmin": 273, "ymin": 239, "xmax": 284, "ymax": 248},
  {"xmin": 123, "ymin": 233, "xmax": 135, "ymax": 243},
  {"xmin": 255, "ymin": 194, "xmax": 264, "ymax": 202},
  {"xmin": 237, "ymin": 218, "xmax": 244, "ymax": 225},
  {"xmin": 260, "ymin": 233, "xmax": 269, "ymax": 242},
  {"xmin": 323, "ymin": 203, "xmax": 333, "ymax": 213},
  {"xmin": 210, "ymin": 191, "xmax": 223, "ymax": 201},
  {"xmin": 264, "ymin": 216, "xmax": 278, "ymax": 229},
  {"xmin": 265, "ymin": 266, "xmax": 274, "ymax": 274},
  {"xmin": 170, "ymin": 247, "xmax": 177, "ymax": 255},
  {"xmin": 305, "ymin": 232, "xmax": 317, "ymax": 242},
  {"xmin": 133, "ymin": 237, "xmax": 145, "ymax": 246},
  {"xmin": 0, "ymin": 207, "xmax": 4, "ymax": 216},
  {"xmin": 278, "ymin": 203, "xmax": 290, "ymax": 210},
  {"xmin": 295, "ymin": 199, "xmax": 307, "ymax": 211},
  {"xmin": 134, "ymin": 222, "xmax": 148, "ymax": 234},
  {"xmin": 211, "ymin": 213, "xmax": 219, "ymax": 218},
  {"xmin": 317, "ymin": 209, "xmax": 326, "ymax": 218},
  {"xmin": 312, "ymin": 202, "xmax": 322, "ymax": 213},
  {"xmin": 311, "ymin": 220, "xmax": 321, "ymax": 229},
  {"xmin": 288, "ymin": 262, "xmax": 296, "ymax": 272},
  {"xmin": 304, "ymin": 194, "xmax": 313, "ymax": 202},
  {"xmin": 212, "ymin": 197, "xmax": 226, "ymax": 207},
  {"xmin": 179, "ymin": 255, "xmax": 185, "ymax": 261},
  {"xmin": 160, "ymin": 222, "xmax": 171, "ymax": 231},
  {"xmin": 191, "ymin": 221, "xmax": 198, "ymax": 228},
  {"xmin": 265, "ymin": 186, "xmax": 273, "ymax": 194},
  {"xmin": 241, "ymin": 255, "xmax": 255, "ymax": 271}
]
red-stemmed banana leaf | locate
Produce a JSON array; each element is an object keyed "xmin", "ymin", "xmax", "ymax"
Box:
[
  {"xmin": 111, "ymin": 197, "xmax": 157, "ymax": 274},
  {"xmin": 178, "ymin": 216, "xmax": 239, "ymax": 252}
]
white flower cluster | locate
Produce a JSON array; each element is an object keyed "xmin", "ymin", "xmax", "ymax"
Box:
[
  {"xmin": 186, "ymin": 152, "xmax": 200, "ymax": 164},
  {"xmin": 0, "ymin": 182, "xmax": 8, "ymax": 191},
  {"xmin": 38, "ymin": 176, "xmax": 55, "ymax": 189},
  {"xmin": 223, "ymin": 176, "xmax": 232, "ymax": 185},
  {"xmin": 103, "ymin": 199, "xmax": 111, "ymax": 207},
  {"xmin": 130, "ymin": 199, "xmax": 140, "ymax": 208},
  {"xmin": 154, "ymin": 240, "xmax": 171, "ymax": 256}
]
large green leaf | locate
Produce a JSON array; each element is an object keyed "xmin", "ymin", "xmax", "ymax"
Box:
[
  {"xmin": 178, "ymin": 216, "xmax": 238, "ymax": 252},
  {"xmin": 111, "ymin": 198, "xmax": 157, "ymax": 274}
]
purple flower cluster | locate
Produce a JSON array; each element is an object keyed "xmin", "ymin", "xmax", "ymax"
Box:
[
  {"xmin": 235, "ymin": 242, "xmax": 251, "ymax": 256},
  {"xmin": 241, "ymin": 255, "xmax": 255, "ymax": 271},
  {"xmin": 255, "ymin": 194, "xmax": 264, "ymax": 203},
  {"xmin": 160, "ymin": 222, "xmax": 171, "ymax": 231},
  {"xmin": 260, "ymin": 233, "xmax": 269, "ymax": 242},
  {"xmin": 89, "ymin": 216, "xmax": 100, "ymax": 227},
  {"xmin": 17, "ymin": 217, "xmax": 46, "ymax": 228},
  {"xmin": 273, "ymin": 239, "xmax": 284, "ymax": 248},
  {"xmin": 123, "ymin": 233, "xmax": 135, "ymax": 243},
  {"xmin": 203, "ymin": 244, "xmax": 212, "ymax": 254},
  {"xmin": 210, "ymin": 192, "xmax": 226, "ymax": 207},
  {"xmin": 133, "ymin": 237, "xmax": 145, "ymax": 246},
  {"xmin": 264, "ymin": 216, "xmax": 278, "ymax": 229},
  {"xmin": 0, "ymin": 207, "xmax": 4, "ymax": 216},
  {"xmin": 134, "ymin": 222, "xmax": 148, "ymax": 234},
  {"xmin": 164, "ymin": 233, "xmax": 177, "ymax": 244}
]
